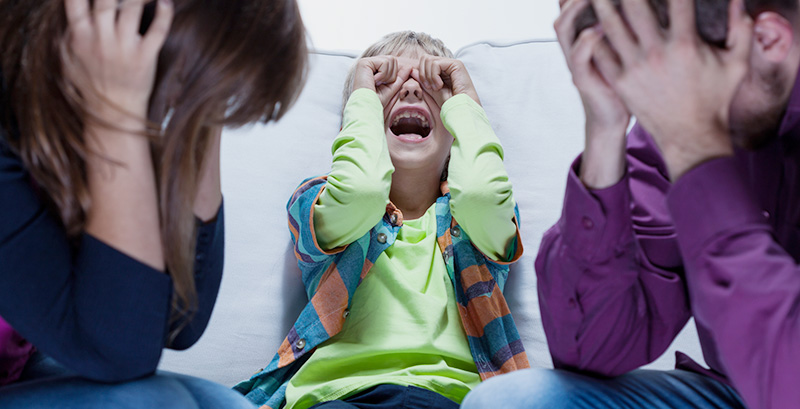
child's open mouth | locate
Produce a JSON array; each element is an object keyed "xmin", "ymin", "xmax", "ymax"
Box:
[{"xmin": 390, "ymin": 109, "xmax": 431, "ymax": 140}]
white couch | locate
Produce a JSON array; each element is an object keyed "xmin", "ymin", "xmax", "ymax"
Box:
[{"xmin": 158, "ymin": 39, "xmax": 705, "ymax": 388}]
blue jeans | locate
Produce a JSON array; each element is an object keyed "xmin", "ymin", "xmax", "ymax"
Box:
[
  {"xmin": 0, "ymin": 353, "xmax": 255, "ymax": 409},
  {"xmin": 461, "ymin": 368, "xmax": 747, "ymax": 409},
  {"xmin": 309, "ymin": 384, "xmax": 459, "ymax": 409}
]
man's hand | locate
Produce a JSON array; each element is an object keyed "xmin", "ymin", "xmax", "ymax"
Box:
[
  {"xmin": 591, "ymin": 0, "xmax": 752, "ymax": 181},
  {"xmin": 352, "ymin": 56, "xmax": 412, "ymax": 108},
  {"xmin": 412, "ymin": 55, "xmax": 480, "ymax": 107},
  {"xmin": 556, "ymin": 0, "xmax": 631, "ymax": 189}
]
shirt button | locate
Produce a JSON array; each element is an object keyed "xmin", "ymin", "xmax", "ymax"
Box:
[
  {"xmin": 296, "ymin": 339, "xmax": 306, "ymax": 350},
  {"xmin": 342, "ymin": 309, "xmax": 350, "ymax": 319},
  {"xmin": 390, "ymin": 214, "xmax": 398, "ymax": 225},
  {"xmin": 377, "ymin": 233, "xmax": 387, "ymax": 244},
  {"xmin": 762, "ymin": 211, "xmax": 770, "ymax": 219},
  {"xmin": 450, "ymin": 226, "xmax": 461, "ymax": 238},
  {"xmin": 582, "ymin": 217, "xmax": 594, "ymax": 229}
]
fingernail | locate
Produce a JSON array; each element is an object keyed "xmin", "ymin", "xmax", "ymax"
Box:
[{"xmin": 161, "ymin": 0, "xmax": 172, "ymax": 5}]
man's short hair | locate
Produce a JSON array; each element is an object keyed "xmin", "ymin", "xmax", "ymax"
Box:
[{"xmin": 342, "ymin": 31, "xmax": 454, "ymax": 111}]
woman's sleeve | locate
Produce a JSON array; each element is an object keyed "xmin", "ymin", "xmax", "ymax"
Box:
[
  {"xmin": 0, "ymin": 134, "xmax": 174, "ymax": 383},
  {"xmin": 444, "ymin": 94, "xmax": 519, "ymax": 262},
  {"xmin": 167, "ymin": 203, "xmax": 225, "ymax": 350},
  {"xmin": 313, "ymin": 89, "xmax": 394, "ymax": 250}
]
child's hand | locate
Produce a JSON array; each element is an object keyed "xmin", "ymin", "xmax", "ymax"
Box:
[
  {"xmin": 353, "ymin": 56, "xmax": 412, "ymax": 107},
  {"xmin": 412, "ymin": 55, "xmax": 480, "ymax": 107}
]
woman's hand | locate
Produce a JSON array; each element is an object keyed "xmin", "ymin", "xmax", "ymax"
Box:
[
  {"xmin": 63, "ymin": 0, "xmax": 173, "ymax": 118},
  {"xmin": 67, "ymin": 0, "xmax": 174, "ymax": 272},
  {"xmin": 412, "ymin": 55, "xmax": 480, "ymax": 107}
]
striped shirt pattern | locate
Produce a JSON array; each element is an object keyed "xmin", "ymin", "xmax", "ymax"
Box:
[{"xmin": 234, "ymin": 176, "xmax": 529, "ymax": 408}]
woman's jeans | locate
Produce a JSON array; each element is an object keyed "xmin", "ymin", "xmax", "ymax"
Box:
[{"xmin": 0, "ymin": 352, "xmax": 256, "ymax": 409}]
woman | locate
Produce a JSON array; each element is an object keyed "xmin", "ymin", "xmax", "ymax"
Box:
[{"xmin": 0, "ymin": 0, "xmax": 306, "ymax": 406}]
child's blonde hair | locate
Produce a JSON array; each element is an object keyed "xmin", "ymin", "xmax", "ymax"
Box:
[{"xmin": 342, "ymin": 31, "xmax": 455, "ymax": 111}]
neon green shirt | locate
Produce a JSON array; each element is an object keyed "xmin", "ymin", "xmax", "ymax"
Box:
[
  {"xmin": 284, "ymin": 204, "xmax": 479, "ymax": 408},
  {"xmin": 284, "ymin": 89, "xmax": 517, "ymax": 409}
]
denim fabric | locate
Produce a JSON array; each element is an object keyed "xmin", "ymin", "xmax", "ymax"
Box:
[
  {"xmin": 0, "ymin": 353, "xmax": 255, "ymax": 409},
  {"xmin": 461, "ymin": 368, "xmax": 747, "ymax": 409},
  {"xmin": 309, "ymin": 384, "xmax": 459, "ymax": 409}
]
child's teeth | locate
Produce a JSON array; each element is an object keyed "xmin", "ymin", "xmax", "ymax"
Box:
[{"xmin": 392, "ymin": 111, "xmax": 429, "ymax": 126}]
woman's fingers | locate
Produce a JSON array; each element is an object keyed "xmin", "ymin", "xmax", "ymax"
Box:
[
  {"xmin": 64, "ymin": 0, "xmax": 92, "ymax": 33},
  {"xmin": 93, "ymin": 0, "xmax": 118, "ymax": 38},
  {"xmin": 117, "ymin": 0, "xmax": 146, "ymax": 40},
  {"xmin": 141, "ymin": 0, "xmax": 174, "ymax": 56}
]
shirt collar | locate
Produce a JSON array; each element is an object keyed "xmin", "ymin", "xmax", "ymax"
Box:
[
  {"xmin": 777, "ymin": 64, "xmax": 800, "ymax": 137},
  {"xmin": 384, "ymin": 181, "xmax": 450, "ymax": 227}
]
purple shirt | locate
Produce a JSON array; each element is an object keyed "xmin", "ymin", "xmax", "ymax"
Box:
[
  {"xmin": 0, "ymin": 315, "xmax": 34, "ymax": 386},
  {"xmin": 536, "ymin": 73, "xmax": 800, "ymax": 409}
]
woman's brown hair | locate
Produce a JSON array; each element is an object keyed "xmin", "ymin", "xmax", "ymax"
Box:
[{"xmin": 0, "ymin": 0, "xmax": 307, "ymax": 335}]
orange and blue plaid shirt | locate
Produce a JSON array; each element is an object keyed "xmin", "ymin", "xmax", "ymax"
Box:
[{"xmin": 234, "ymin": 175, "xmax": 529, "ymax": 408}]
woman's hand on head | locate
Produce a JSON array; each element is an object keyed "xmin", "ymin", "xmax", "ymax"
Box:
[
  {"xmin": 63, "ymin": 0, "xmax": 174, "ymax": 119},
  {"xmin": 353, "ymin": 56, "xmax": 412, "ymax": 108},
  {"xmin": 412, "ymin": 55, "xmax": 480, "ymax": 107}
]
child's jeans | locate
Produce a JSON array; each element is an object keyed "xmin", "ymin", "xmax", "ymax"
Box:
[{"xmin": 309, "ymin": 384, "xmax": 460, "ymax": 409}]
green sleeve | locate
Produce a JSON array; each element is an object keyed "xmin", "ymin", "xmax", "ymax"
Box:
[
  {"xmin": 313, "ymin": 89, "xmax": 394, "ymax": 250},
  {"xmin": 443, "ymin": 94, "xmax": 518, "ymax": 262}
]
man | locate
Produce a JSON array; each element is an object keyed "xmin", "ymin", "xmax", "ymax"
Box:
[{"xmin": 462, "ymin": 0, "xmax": 800, "ymax": 407}]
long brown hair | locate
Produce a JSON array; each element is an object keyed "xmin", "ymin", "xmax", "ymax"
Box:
[{"xmin": 0, "ymin": 0, "xmax": 307, "ymax": 332}]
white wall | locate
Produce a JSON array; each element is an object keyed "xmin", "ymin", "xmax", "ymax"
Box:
[{"xmin": 297, "ymin": 0, "xmax": 559, "ymax": 53}]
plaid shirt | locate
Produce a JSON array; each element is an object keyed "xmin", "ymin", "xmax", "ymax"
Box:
[{"xmin": 234, "ymin": 175, "xmax": 529, "ymax": 408}]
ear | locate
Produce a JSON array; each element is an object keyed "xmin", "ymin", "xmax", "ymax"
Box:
[{"xmin": 752, "ymin": 12, "xmax": 794, "ymax": 64}]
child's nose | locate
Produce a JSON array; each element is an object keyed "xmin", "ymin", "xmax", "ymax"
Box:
[{"xmin": 399, "ymin": 78, "xmax": 423, "ymax": 100}]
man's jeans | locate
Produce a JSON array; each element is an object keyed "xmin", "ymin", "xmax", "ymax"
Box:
[{"xmin": 462, "ymin": 368, "xmax": 747, "ymax": 409}]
